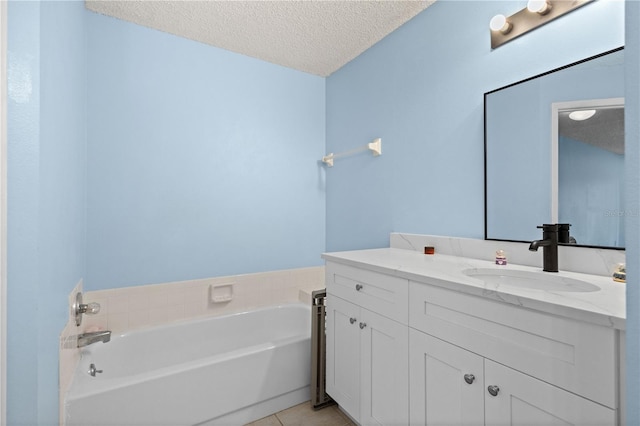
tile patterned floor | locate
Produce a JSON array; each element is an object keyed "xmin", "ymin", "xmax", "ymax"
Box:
[{"xmin": 246, "ymin": 401, "xmax": 356, "ymax": 426}]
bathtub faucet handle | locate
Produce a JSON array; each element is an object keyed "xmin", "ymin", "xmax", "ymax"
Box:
[
  {"xmin": 73, "ymin": 292, "xmax": 101, "ymax": 326},
  {"xmin": 88, "ymin": 363, "xmax": 103, "ymax": 377},
  {"xmin": 81, "ymin": 302, "xmax": 101, "ymax": 315}
]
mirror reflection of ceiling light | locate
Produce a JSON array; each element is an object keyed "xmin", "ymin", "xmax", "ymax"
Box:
[{"xmin": 569, "ymin": 110, "xmax": 597, "ymax": 121}]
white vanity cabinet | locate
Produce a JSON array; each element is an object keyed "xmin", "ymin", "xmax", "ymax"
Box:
[
  {"xmin": 325, "ymin": 262, "xmax": 409, "ymax": 425},
  {"xmin": 410, "ymin": 331, "xmax": 616, "ymax": 426},
  {"xmin": 324, "ymin": 255, "xmax": 621, "ymax": 426},
  {"xmin": 409, "ymin": 281, "xmax": 618, "ymax": 426}
]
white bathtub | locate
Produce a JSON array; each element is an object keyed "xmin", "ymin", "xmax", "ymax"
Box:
[{"xmin": 64, "ymin": 304, "xmax": 311, "ymax": 426}]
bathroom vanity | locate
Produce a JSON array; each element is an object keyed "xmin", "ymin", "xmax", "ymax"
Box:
[{"xmin": 323, "ymin": 242, "xmax": 625, "ymax": 426}]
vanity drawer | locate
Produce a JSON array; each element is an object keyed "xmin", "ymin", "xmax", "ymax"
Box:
[
  {"xmin": 326, "ymin": 262, "xmax": 408, "ymax": 325},
  {"xmin": 409, "ymin": 281, "xmax": 617, "ymax": 408}
]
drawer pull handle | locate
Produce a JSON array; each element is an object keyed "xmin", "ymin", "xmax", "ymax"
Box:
[
  {"xmin": 463, "ymin": 374, "xmax": 475, "ymax": 385},
  {"xmin": 349, "ymin": 317, "xmax": 357, "ymax": 324},
  {"xmin": 355, "ymin": 284, "xmax": 363, "ymax": 291},
  {"xmin": 359, "ymin": 322, "xmax": 367, "ymax": 329},
  {"xmin": 487, "ymin": 385, "xmax": 500, "ymax": 397}
]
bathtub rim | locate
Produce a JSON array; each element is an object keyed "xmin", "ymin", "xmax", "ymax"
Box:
[{"xmin": 112, "ymin": 301, "xmax": 310, "ymax": 341}]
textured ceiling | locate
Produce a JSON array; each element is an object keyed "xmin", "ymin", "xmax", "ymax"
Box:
[
  {"xmin": 85, "ymin": 0, "xmax": 435, "ymax": 77},
  {"xmin": 559, "ymin": 107, "xmax": 624, "ymax": 155}
]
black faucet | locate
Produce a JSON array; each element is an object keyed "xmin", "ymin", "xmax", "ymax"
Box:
[{"xmin": 529, "ymin": 224, "xmax": 559, "ymax": 272}]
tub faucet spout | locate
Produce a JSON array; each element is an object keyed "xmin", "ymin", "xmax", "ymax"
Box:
[{"xmin": 77, "ymin": 330, "xmax": 111, "ymax": 348}]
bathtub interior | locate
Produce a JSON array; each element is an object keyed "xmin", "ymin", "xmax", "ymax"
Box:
[
  {"xmin": 65, "ymin": 303, "xmax": 312, "ymax": 426},
  {"xmin": 80, "ymin": 303, "xmax": 311, "ymax": 379}
]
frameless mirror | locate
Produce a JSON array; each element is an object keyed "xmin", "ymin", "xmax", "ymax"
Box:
[{"xmin": 485, "ymin": 47, "xmax": 624, "ymax": 249}]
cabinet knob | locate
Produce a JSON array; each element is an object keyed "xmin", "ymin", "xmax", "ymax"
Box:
[
  {"xmin": 487, "ymin": 385, "xmax": 500, "ymax": 397},
  {"xmin": 349, "ymin": 317, "xmax": 357, "ymax": 324},
  {"xmin": 355, "ymin": 284, "xmax": 363, "ymax": 291},
  {"xmin": 359, "ymin": 322, "xmax": 367, "ymax": 329},
  {"xmin": 463, "ymin": 374, "xmax": 475, "ymax": 384}
]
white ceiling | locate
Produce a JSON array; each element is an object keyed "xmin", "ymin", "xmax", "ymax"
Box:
[{"xmin": 85, "ymin": 0, "xmax": 436, "ymax": 77}]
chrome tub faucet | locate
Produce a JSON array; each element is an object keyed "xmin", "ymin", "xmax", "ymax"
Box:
[{"xmin": 77, "ymin": 330, "xmax": 111, "ymax": 348}]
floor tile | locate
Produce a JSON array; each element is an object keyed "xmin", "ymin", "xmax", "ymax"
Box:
[
  {"xmin": 333, "ymin": 406, "xmax": 357, "ymax": 426},
  {"xmin": 245, "ymin": 401, "xmax": 357, "ymax": 426},
  {"xmin": 276, "ymin": 402, "xmax": 349, "ymax": 426},
  {"xmin": 246, "ymin": 414, "xmax": 282, "ymax": 426}
]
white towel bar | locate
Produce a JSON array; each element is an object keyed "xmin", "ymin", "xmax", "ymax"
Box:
[{"xmin": 322, "ymin": 138, "xmax": 381, "ymax": 167}]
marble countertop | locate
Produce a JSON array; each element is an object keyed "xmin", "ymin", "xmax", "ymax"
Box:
[{"xmin": 322, "ymin": 248, "xmax": 626, "ymax": 330}]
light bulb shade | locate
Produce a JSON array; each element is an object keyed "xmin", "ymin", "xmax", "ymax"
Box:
[
  {"xmin": 489, "ymin": 14, "xmax": 512, "ymax": 34},
  {"xmin": 569, "ymin": 110, "xmax": 596, "ymax": 121},
  {"xmin": 527, "ymin": 0, "xmax": 552, "ymax": 15}
]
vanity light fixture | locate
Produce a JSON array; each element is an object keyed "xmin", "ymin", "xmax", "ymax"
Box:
[
  {"xmin": 569, "ymin": 109, "xmax": 596, "ymax": 121},
  {"xmin": 489, "ymin": 14, "xmax": 512, "ymax": 35},
  {"xmin": 490, "ymin": 0, "xmax": 593, "ymax": 49}
]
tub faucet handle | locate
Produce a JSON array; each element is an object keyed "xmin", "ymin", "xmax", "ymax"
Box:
[
  {"xmin": 73, "ymin": 292, "xmax": 101, "ymax": 326},
  {"xmin": 81, "ymin": 302, "xmax": 101, "ymax": 315}
]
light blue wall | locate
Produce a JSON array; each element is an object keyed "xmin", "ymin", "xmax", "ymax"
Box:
[
  {"xmin": 625, "ymin": 2, "xmax": 640, "ymax": 425},
  {"xmin": 7, "ymin": 2, "xmax": 41, "ymax": 424},
  {"xmin": 7, "ymin": 0, "xmax": 86, "ymax": 424},
  {"xmin": 326, "ymin": 0, "xmax": 625, "ymax": 252},
  {"xmin": 85, "ymin": 12, "xmax": 326, "ymax": 290}
]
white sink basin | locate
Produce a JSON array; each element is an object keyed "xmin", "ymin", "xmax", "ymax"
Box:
[{"xmin": 463, "ymin": 268, "xmax": 600, "ymax": 293}]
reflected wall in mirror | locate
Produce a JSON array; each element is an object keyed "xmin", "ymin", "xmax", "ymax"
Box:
[
  {"xmin": 553, "ymin": 98, "xmax": 625, "ymax": 247},
  {"xmin": 485, "ymin": 47, "xmax": 624, "ymax": 249}
]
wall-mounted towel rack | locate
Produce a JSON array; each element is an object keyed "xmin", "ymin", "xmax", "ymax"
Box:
[{"xmin": 322, "ymin": 138, "xmax": 382, "ymax": 167}]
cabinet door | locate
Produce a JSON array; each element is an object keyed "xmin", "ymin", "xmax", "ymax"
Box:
[
  {"xmin": 484, "ymin": 359, "xmax": 616, "ymax": 426},
  {"xmin": 326, "ymin": 295, "xmax": 361, "ymax": 420},
  {"xmin": 409, "ymin": 330, "xmax": 484, "ymax": 426},
  {"xmin": 360, "ymin": 308, "xmax": 409, "ymax": 426}
]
